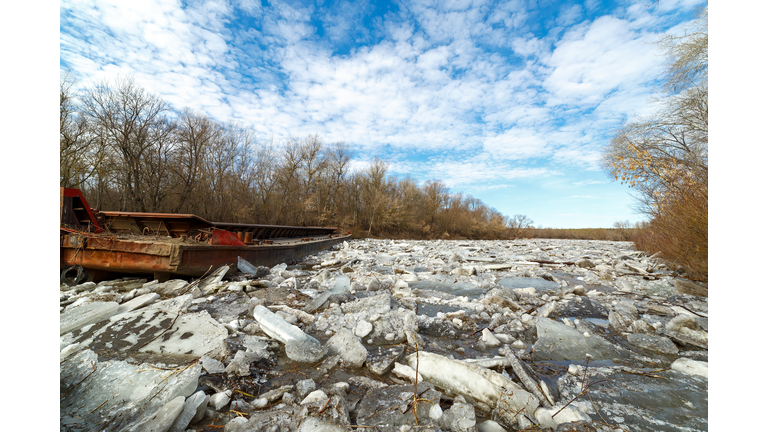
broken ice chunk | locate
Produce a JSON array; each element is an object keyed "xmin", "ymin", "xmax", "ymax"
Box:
[
  {"xmin": 168, "ymin": 391, "xmax": 208, "ymax": 432},
  {"xmin": 355, "ymin": 320, "xmax": 373, "ymax": 338},
  {"xmin": 209, "ymin": 390, "xmax": 232, "ymax": 411},
  {"xmin": 671, "ymin": 358, "xmax": 708, "ymax": 378},
  {"xmin": 237, "ymin": 256, "xmax": 267, "ymax": 277},
  {"xmin": 534, "ymin": 405, "xmax": 591, "ymax": 429},
  {"xmin": 198, "ymin": 265, "xmax": 229, "ymax": 294},
  {"xmin": 391, "ymin": 362, "xmax": 422, "ymax": 383},
  {"xmin": 60, "ymin": 349, "xmax": 201, "ymax": 432},
  {"xmin": 300, "ymin": 390, "xmax": 328, "ymax": 405},
  {"xmin": 133, "ymin": 395, "xmax": 186, "ymax": 432},
  {"xmin": 200, "ymin": 355, "xmax": 226, "ymax": 374},
  {"xmin": 326, "ymin": 328, "xmax": 367, "ymax": 368},
  {"xmin": 115, "ymin": 293, "xmax": 159, "ymax": 314},
  {"xmin": 252, "ymin": 305, "xmax": 326, "ymax": 362},
  {"xmin": 60, "ymin": 301, "xmax": 119, "ymax": 335},
  {"xmin": 329, "ymin": 275, "xmax": 350, "ymax": 294},
  {"xmin": 532, "ymin": 317, "xmax": 627, "ymax": 361},
  {"xmin": 481, "ymin": 329, "xmax": 502, "ymax": 347},
  {"xmin": 404, "ymin": 351, "xmax": 538, "ymax": 415}
]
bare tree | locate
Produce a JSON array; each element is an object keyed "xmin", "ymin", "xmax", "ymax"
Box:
[
  {"xmin": 361, "ymin": 158, "xmax": 392, "ymax": 234},
  {"xmin": 222, "ymin": 122, "xmax": 258, "ymax": 223},
  {"xmin": 421, "ymin": 180, "xmax": 448, "ymax": 232},
  {"xmin": 253, "ymin": 137, "xmax": 278, "ymax": 223},
  {"xmin": 171, "ymin": 109, "xmax": 219, "ymax": 213},
  {"xmin": 81, "ymin": 76, "xmax": 171, "ymax": 212},
  {"xmin": 60, "ymin": 73, "xmax": 106, "ymax": 189},
  {"xmin": 318, "ymin": 141, "xmax": 352, "ymax": 225},
  {"xmin": 274, "ymin": 138, "xmax": 304, "ymax": 224},
  {"xmin": 297, "ymin": 134, "xmax": 329, "ymax": 225},
  {"xmin": 508, "ymin": 214, "xmax": 534, "ymax": 239}
]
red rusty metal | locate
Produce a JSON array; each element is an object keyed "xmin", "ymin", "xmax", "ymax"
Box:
[
  {"xmin": 209, "ymin": 230, "xmax": 246, "ymax": 246},
  {"xmin": 60, "ymin": 188, "xmax": 103, "ymax": 233}
]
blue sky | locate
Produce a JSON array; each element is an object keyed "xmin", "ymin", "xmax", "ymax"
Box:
[{"xmin": 59, "ymin": 0, "xmax": 707, "ymax": 228}]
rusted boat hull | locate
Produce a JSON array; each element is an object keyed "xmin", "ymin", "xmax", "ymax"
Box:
[
  {"xmin": 59, "ymin": 187, "xmax": 349, "ymax": 281},
  {"xmin": 61, "ymin": 233, "xmax": 350, "ymax": 280}
]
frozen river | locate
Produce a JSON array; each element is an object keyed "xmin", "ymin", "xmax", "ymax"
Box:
[{"xmin": 60, "ymin": 238, "xmax": 708, "ymax": 431}]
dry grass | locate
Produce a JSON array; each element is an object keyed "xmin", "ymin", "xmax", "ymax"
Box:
[
  {"xmin": 632, "ymin": 183, "xmax": 707, "ymax": 281},
  {"xmin": 527, "ymin": 228, "xmax": 634, "ymax": 242}
]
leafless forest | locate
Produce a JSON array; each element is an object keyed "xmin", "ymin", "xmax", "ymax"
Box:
[{"xmin": 60, "ymin": 76, "xmax": 520, "ymax": 239}]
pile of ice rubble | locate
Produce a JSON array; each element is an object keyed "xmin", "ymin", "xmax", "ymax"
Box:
[{"xmin": 60, "ymin": 239, "xmax": 708, "ymax": 432}]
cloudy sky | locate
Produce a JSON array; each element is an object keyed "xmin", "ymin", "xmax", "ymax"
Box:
[{"xmin": 59, "ymin": 0, "xmax": 706, "ymax": 228}]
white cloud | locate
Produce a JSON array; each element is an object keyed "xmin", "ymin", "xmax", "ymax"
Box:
[
  {"xmin": 583, "ymin": 0, "xmax": 600, "ymax": 13},
  {"xmin": 573, "ymin": 180, "xmax": 605, "ymax": 186},
  {"xmin": 655, "ymin": 0, "xmax": 706, "ymax": 13},
  {"xmin": 236, "ymin": 0, "xmax": 262, "ymax": 16},
  {"xmin": 510, "ymin": 35, "xmax": 548, "ymax": 57},
  {"xmin": 60, "ymin": 0, "xmax": 689, "ymax": 213},
  {"xmin": 543, "ymin": 16, "xmax": 662, "ymax": 106},
  {"xmin": 482, "ymin": 127, "xmax": 551, "ymax": 160},
  {"xmin": 470, "ymin": 183, "xmax": 513, "ymax": 191},
  {"xmin": 396, "ymin": 158, "xmax": 556, "ymax": 188},
  {"xmin": 556, "ymin": 3, "xmax": 584, "ymax": 27}
]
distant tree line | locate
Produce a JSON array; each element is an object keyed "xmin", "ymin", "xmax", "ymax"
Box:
[{"xmin": 61, "ymin": 75, "xmax": 518, "ymax": 239}]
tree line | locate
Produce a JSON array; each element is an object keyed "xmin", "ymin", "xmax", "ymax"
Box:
[
  {"xmin": 602, "ymin": 7, "xmax": 708, "ymax": 280},
  {"xmin": 61, "ymin": 75, "xmax": 518, "ymax": 239}
]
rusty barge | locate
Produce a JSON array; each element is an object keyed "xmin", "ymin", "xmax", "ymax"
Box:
[{"xmin": 60, "ymin": 188, "xmax": 351, "ymax": 283}]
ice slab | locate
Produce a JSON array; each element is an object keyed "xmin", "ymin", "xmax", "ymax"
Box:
[
  {"xmin": 409, "ymin": 276, "xmax": 484, "ymax": 298},
  {"xmin": 483, "ymin": 264, "xmax": 514, "ymax": 271},
  {"xmin": 439, "ymin": 401, "xmax": 476, "ymax": 431},
  {"xmin": 497, "ymin": 277, "xmax": 560, "ymax": 292},
  {"xmin": 132, "ymin": 395, "xmax": 185, "ymax": 432},
  {"xmin": 665, "ymin": 315, "xmax": 708, "ymax": 349},
  {"xmin": 534, "ymin": 406, "xmax": 590, "ymax": 429},
  {"xmin": 326, "ymin": 328, "xmax": 367, "ymax": 368},
  {"xmin": 627, "ymin": 333, "xmax": 679, "ymax": 355},
  {"xmin": 60, "ymin": 301, "xmax": 119, "ymax": 335},
  {"xmin": 169, "ymin": 391, "xmax": 208, "ymax": 432},
  {"xmin": 304, "ymin": 290, "xmax": 332, "ymax": 312},
  {"xmin": 150, "ymin": 280, "xmax": 189, "ymax": 297},
  {"xmin": 115, "ymin": 293, "xmax": 159, "ymax": 314},
  {"xmin": 477, "ymin": 420, "xmax": 507, "ymax": 432},
  {"xmin": 340, "ymin": 292, "xmax": 392, "ymax": 315},
  {"xmin": 198, "ymin": 265, "xmax": 229, "ymax": 294},
  {"xmin": 557, "ymin": 365, "xmax": 708, "ymax": 431},
  {"xmin": 366, "ymin": 345, "xmax": 406, "ymax": 375},
  {"xmin": 671, "ymin": 358, "xmax": 708, "ymax": 378},
  {"xmin": 404, "ymin": 351, "xmax": 538, "ymax": 414},
  {"xmin": 237, "ymin": 256, "xmax": 269, "ymax": 277},
  {"xmin": 296, "ymin": 417, "xmax": 347, "ymax": 432},
  {"xmin": 532, "ymin": 317, "xmax": 627, "ymax": 361},
  {"xmin": 252, "ymin": 305, "xmax": 326, "ymax": 362},
  {"xmin": 60, "ymin": 349, "xmax": 200, "ymax": 432},
  {"xmin": 356, "ymin": 383, "xmax": 442, "ymax": 427},
  {"xmin": 61, "ymin": 296, "xmax": 228, "ymax": 361},
  {"xmin": 329, "ymin": 274, "xmax": 350, "ymax": 294}
]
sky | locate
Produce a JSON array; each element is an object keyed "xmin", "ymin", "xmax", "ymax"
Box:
[{"xmin": 59, "ymin": 0, "xmax": 707, "ymax": 228}]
